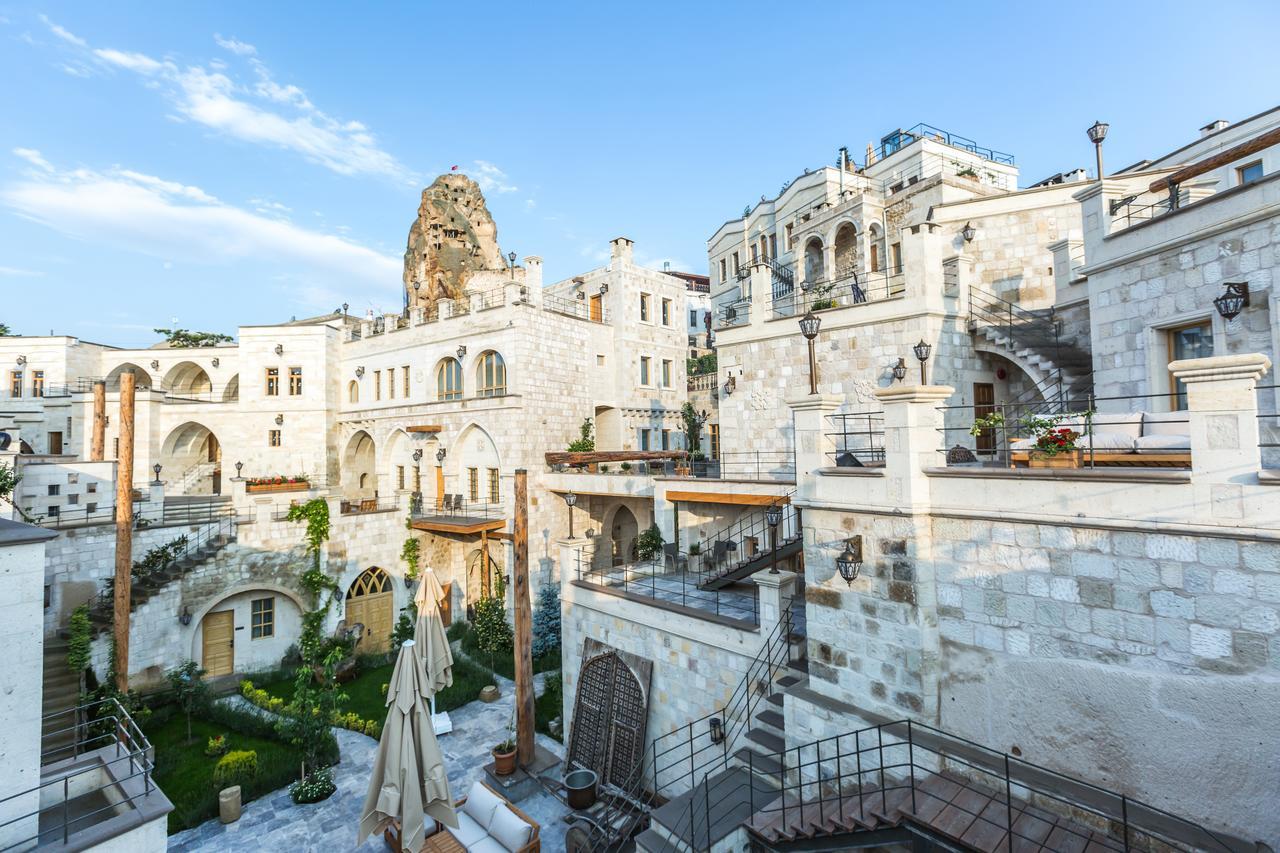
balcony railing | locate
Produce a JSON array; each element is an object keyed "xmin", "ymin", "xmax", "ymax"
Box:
[
  {"xmin": 543, "ymin": 293, "xmax": 609, "ymax": 323},
  {"xmin": 0, "ymin": 698, "xmax": 158, "ymax": 849},
  {"xmin": 339, "ymin": 497, "xmax": 401, "ymax": 515},
  {"xmin": 572, "ymin": 550, "xmax": 759, "ymax": 626},
  {"xmin": 825, "ymin": 411, "xmax": 886, "ymax": 466},
  {"xmin": 872, "ymin": 123, "xmax": 1015, "ymax": 165},
  {"xmin": 717, "ymin": 302, "xmax": 750, "ymax": 329},
  {"xmin": 774, "ymin": 267, "xmax": 905, "ymax": 318}
]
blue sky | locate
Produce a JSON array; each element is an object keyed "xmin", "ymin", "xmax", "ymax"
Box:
[{"xmin": 2, "ymin": 1, "xmax": 1278, "ymax": 347}]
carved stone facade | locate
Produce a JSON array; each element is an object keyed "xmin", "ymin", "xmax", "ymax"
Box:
[{"xmin": 402, "ymin": 173, "xmax": 507, "ymax": 310}]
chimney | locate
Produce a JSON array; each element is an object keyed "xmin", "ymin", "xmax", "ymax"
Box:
[
  {"xmin": 1199, "ymin": 119, "xmax": 1229, "ymax": 138},
  {"xmin": 523, "ymin": 256, "xmax": 543, "ymax": 290},
  {"xmin": 610, "ymin": 237, "xmax": 634, "ymax": 267}
]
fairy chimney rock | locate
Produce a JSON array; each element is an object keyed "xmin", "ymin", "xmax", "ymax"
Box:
[{"xmin": 403, "ymin": 173, "xmax": 506, "ymax": 309}]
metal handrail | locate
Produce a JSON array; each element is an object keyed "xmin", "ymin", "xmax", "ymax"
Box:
[
  {"xmin": 574, "ymin": 552, "xmax": 759, "ymax": 626},
  {"xmin": 543, "ymin": 293, "xmax": 610, "ymax": 323},
  {"xmin": 824, "ymin": 411, "xmax": 886, "ymax": 465},
  {"xmin": 0, "ymin": 697, "xmax": 155, "ymax": 849},
  {"xmin": 688, "ymin": 495, "xmax": 799, "ymax": 588}
]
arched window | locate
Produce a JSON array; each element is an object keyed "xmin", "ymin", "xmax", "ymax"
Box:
[
  {"xmin": 476, "ymin": 351, "xmax": 507, "ymax": 397},
  {"xmin": 347, "ymin": 566, "xmax": 391, "ymax": 598},
  {"xmin": 437, "ymin": 358, "xmax": 463, "ymax": 401},
  {"xmin": 348, "ymin": 380, "xmax": 359, "ymax": 403}
]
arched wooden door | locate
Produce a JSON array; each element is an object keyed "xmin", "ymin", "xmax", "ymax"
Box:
[{"xmin": 346, "ymin": 567, "xmax": 394, "ymax": 654}]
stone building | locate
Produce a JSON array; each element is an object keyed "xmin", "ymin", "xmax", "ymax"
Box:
[{"xmin": 0, "ymin": 173, "xmax": 693, "ymax": 688}]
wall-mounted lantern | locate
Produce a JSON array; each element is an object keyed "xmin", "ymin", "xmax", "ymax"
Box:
[
  {"xmin": 211, "ymin": 357, "xmax": 220, "ymax": 368},
  {"xmin": 275, "ymin": 414, "xmax": 284, "ymax": 425},
  {"xmin": 709, "ymin": 716, "xmax": 725, "ymax": 745},
  {"xmin": 274, "ymin": 344, "xmax": 284, "ymax": 356},
  {"xmin": 892, "ymin": 358, "xmax": 908, "ymax": 383},
  {"xmin": 456, "ymin": 345, "xmax": 467, "ymax": 360},
  {"xmin": 836, "ymin": 535, "xmax": 863, "ymax": 585},
  {"xmin": 15, "ymin": 355, "xmax": 26, "ymax": 365},
  {"xmin": 150, "ymin": 359, "xmax": 159, "ymax": 370},
  {"xmin": 1213, "ymin": 282, "xmax": 1250, "ymax": 321},
  {"xmin": 179, "ymin": 605, "xmax": 192, "ymax": 626},
  {"xmin": 961, "ymin": 222, "xmax": 976, "ymax": 243},
  {"xmin": 599, "ymin": 283, "xmax": 609, "ymax": 295},
  {"xmin": 355, "ymin": 366, "xmax": 365, "ymax": 379},
  {"xmin": 152, "ymin": 463, "xmax": 162, "ymax": 483},
  {"xmin": 436, "ymin": 447, "xmax": 447, "ymax": 463},
  {"xmin": 412, "ymin": 449, "xmax": 423, "ymax": 462}
]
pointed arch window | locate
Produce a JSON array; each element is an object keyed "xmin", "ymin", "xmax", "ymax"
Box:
[
  {"xmin": 437, "ymin": 358, "xmax": 463, "ymax": 401},
  {"xmin": 476, "ymin": 351, "xmax": 507, "ymax": 397}
]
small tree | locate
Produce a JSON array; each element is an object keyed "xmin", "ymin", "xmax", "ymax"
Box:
[
  {"xmin": 680, "ymin": 403, "xmax": 710, "ymax": 460},
  {"xmin": 474, "ymin": 575, "xmax": 514, "ymax": 673},
  {"xmin": 154, "ymin": 328, "xmax": 233, "ymax": 348},
  {"xmin": 166, "ymin": 660, "xmax": 209, "ymax": 744},
  {"xmin": 0, "ymin": 461, "xmax": 19, "ymax": 502},
  {"xmin": 566, "ymin": 418, "xmax": 595, "ymax": 453},
  {"xmin": 0, "ymin": 323, "xmax": 11, "ymax": 336},
  {"xmin": 636, "ymin": 524, "xmax": 664, "ymax": 561},
  {"xmin": 531, "ymin": 585, "xmax": 561, "ymax": 659}
]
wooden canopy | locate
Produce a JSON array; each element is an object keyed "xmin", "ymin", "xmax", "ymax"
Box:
[
  {"xmin": 1148, "ymin": 126, "xmax": 1280, "ymax": 194},
  {"xmin": 544, "ymin": 450, "xmax": 688, "ymax": 466},
  {"xmin": 406, "ymin": 424, "xmax": 443, "ymax": 434}
]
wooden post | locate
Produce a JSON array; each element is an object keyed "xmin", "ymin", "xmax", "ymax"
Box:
[
  {"xmin": 90, "ymin": 380, "xmax": 106, "ymax": 461},
  {"xmin": 113, "ymin": 371, "xmax": 136, "ymax": 692},
  {"xmin": 512, "ymin": 468, "xmax": 535, "ymax": 766},
  {"xmin": 480, "ymin": 528, "xmax": 491, "ymax": 599},
  {"xmin": 435, "ymin": 465, "xmax": 444, "ymax": 510}
]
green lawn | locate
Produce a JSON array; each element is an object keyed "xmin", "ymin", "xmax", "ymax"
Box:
[
  {"xmin": 459, "ymin": 625, "xmax": 561, "ymax": 680},
  {"xmin": 259, "ymin": 654, "xmax": 499, "ymax": 726},
  {"xmin": 148, "ymin": 713, "xmax": 305, "ymax": 833}
]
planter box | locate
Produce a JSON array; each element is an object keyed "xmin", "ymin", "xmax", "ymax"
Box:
[
  {"xmin": 246, "ymin": 481, "xmax": 310, "ymax": 494},
  {"xmin": 1028, "ymin": 451, "xmax": 1082, "ymax": 469}
]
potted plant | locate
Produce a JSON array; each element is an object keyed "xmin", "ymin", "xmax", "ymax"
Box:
[{"xmin": 492, "ymin": 710, "xmax": 517, "ymax": 775}]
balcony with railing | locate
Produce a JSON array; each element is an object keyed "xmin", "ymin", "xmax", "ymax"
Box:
[
  {"xmin": 409, "ymin": 494, "xmax": 506, "ymax": 534},
  {"xmin": 0, "ymin": 698, "xmax": 170, "ymax": 850},
  {"xmin": 773, "ymin": 266, "xmax": 905, "ymax": 319},
  {"xmin": 542, "ymin": 293, "xmax": 610, "ymax": 323}
]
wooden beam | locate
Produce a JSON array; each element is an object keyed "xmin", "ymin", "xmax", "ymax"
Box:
[
  {"xmin": 544, "ymin": 449, "xmax": 688, "ymax": 466},
  {"xmin": 113, "ymin": 371, "xmax": 136, "ymax": 692},
  {"xmin": 406, "ymin": 424, "xmax": 443, "ymax": 434},
  {"xmin": 665, "ymin": 491, "xmax": 791, "ymax": 507},
  {"xmin": 410, "ymin": 518, "xmax": 506, "ymax": 536},
  {"xmin": 487, "ymin": 531, "xmax": 514, "ymax": 542},
  {"xmin": 480, "ymin": 528, "xmax": 491, "ymax": 599},
  {"xmin": 512, "ymin": 469, "xmax": 535, "ymax": 767},
  {"xmin": 1149, "ymin": 126, "xmax": 1280, "ymax": 193},
  {"xmin": 90, "ymin": 380, "xmax": 106, "ymax": 461}
]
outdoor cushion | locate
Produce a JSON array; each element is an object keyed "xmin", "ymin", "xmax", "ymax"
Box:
[
  {"xmin": 1135, "ymin": 434, "xmax": 1191, "ymax": 452},
  {"xmin": 487, "ymin": 802, "xmax": 534, "ymax": 852},
  {"xmin": 1075, "ymin": 432, "xmax": 1137, "ymax": 452},
  {"xmin": 462, "ymin": 781, "xmax": 505, "ymax": 829},
  {"xmin": 1082, "ymin": 411, "xmax": 1143, "ymax": 439},
  {"xmin": 1010, "ymin": 437, "xmax": 1036, "ymax": 451},
  {"xmin": 449, "ymin": 812, "xmax": 491, "ymax": 847},
  {"xmin": 1142, "ymin": 411, "xmax": 1192, "ymax": 436},
  {"xmin": 466, "ymin": 838, "xmax": 510, "ymax": 853}
]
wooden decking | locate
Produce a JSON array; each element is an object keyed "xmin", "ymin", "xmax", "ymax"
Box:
[{"xmin": 747, "ymin": 770, "xmax": 1127, "ymax": 853}]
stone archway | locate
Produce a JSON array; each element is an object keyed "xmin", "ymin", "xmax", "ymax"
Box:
[
  {"xmin": 160, "ymin": 421, "xmax": 222, "ymax": 495},
  {"xmin": 833, "ymin": 222, "xmax": 858, "ymax": 278},
  {"xmin": 345, "ymin": 567, "xmax": 394, "ymax": 655},
  {"xmin": 804, "ymin": 237, "xmax": 825, "ymax": 284},
  {"xmin": 105, "ymin": 362, "xmax": 153, "ymax": 391},
  {"xmin": 466, "ymin": 547, "xmax": 500, "ymax": 605},
  {"xmin": 342, "ymin": 431, "xmax": 377, "ymax": 500},
  {"xmin": 610, "ymin": 506, "xmax": 639, "ymax": 567},
  {"xmin": 162, "ymin": 361, "xmax": 213, "ymax": 398}
]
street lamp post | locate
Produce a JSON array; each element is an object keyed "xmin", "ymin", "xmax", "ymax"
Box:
[
  {"xmin": 764, "ymin": 504, "xmax": 782, "ymax": 574},
  {"xmin": 563, "ymin": 491, "xmax": 578, "ymax": 539},
  {"xmin": 913, "ymin": 339, "xmax": 932, "ymax": 384},
  {"xmin": 799, "ymin": 311, "xmax": 822, "ymax": 394},
  {"xmin": 1087, "ymin": 121, "xmax": 1109, "ymax": 181}
]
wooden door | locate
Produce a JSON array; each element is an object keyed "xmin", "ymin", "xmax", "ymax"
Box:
[
  {"xmin": 589, "ymin": 294, "xmax": 602, "ymax": 322},
  {"xmin": 973, "ymin": 383, "xmax": 996, "ymax": 453},
  {"xmin": 439, "ymin": 582, "xmax": 453, "ymax": 628},
  {"xmin": 202, "ymin": 610, "xmax": 235, "ymax": 677},
  {"xmin": 346, "ymin": 567, "xmax": 393, "ymax": 654},
  {"xmin": 48, "ymin": 432, "xmax": 63, "ymax": 454}
]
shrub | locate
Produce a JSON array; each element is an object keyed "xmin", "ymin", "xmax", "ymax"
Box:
[
  {"xmin": 474, "ymin": 596, "xmax": 513, "ymax": 658},
  {"xmin": 290, "ymin": 768, "xmax": 335, "ymax": 804},
  {"xmin": 67, "ymin": 605, "xmax": 92, "ymax": 677},
  {"xmin": 212, "ymin": 750, "xmax": 258, "ymax": 788},
  {"xmin": 636, "ymin": 524, "xmax": 664, "ymax": 561},
  {"xmin": 566, "ymin": 418, "xmax": 595, "ymax": 453},
  {"xmin": 531, "ymin": 585, "xmax": 561, "ymax": 659},
  {"xmin": 166, "ymin": 660, "xmax": 210, "ymax": 744},
  {"xmin": 364, "ymin": 719, "xmax": 381, "ymax": 739},
  {"xmin": 205, "ymin": 734, "xmax": 228, "ymax": 757}
]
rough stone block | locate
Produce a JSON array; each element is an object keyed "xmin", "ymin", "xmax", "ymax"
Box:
[
  {"xmin": 1240, "ymin": 605, "xmax": 1280, "ymax": 634},
  {"xmin": 1077, "ymin": 578, "xmax": 1114, "ymax": 608},
  {"xmin": 1189, "ymin": 623, "xmax": 1232, "ymax": 659},
  {"xmin": 1146, "ymin": 535, "xmax": 1197, "ymax": 562},
  {"xmin": 1198, "ymin": 538, "xmax": 1241, "ymax": 569},
  {"xmin": 1049, "ymin": 577, "xmax": 1079, "ymax": 603},
  {"xmin": 1213, "ymin": 570, "xmax": 1253, "ymax": 597},
  {"xmin": 1232, "ymin": 631, "xmax": 1270, "ymax": 669},
  {"xmin": 1151, "ymin": 590, "xmax": 1194, "ymax": 619}
]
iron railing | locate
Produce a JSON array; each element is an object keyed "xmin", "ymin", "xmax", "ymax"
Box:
[
  {"xmin": 688, "ymin": 496, "xmax": 799, "ymax": 589},
  {"xmin": 727, "ymin": 719, "xmax": 1245, "ymax": 853},
  {"xmin": 716, "ymin": 302, "xmax": 750, "ymax": 329},
  {"xmin": 825, "ymin": 411, "xmax": 886, "ymax": 466},
  {"xmin": 339, "ymin": 497, "xmax": 401, "ymax": 515},
  {"xmin": 969, "ymin": 287, "xmax": 1088, "ymax": 406},
  {"xmin": 544, "ymin": 293, "xmax": 610, "ymax": 323},
  {"xmin": 873, "ymin": 123, "xmax": 1015, "ymax": 166},
  {"xmin": 0, "ymin": 698, "xmax": 157, "ymax": 850},
  {"xmin": 685, "ymin": 450, "xmax": 792, "ymax": 481},
  {"xmin": 773, "ymin": 267, "xmax": 905, "ymax": 318},
  {"xmin": 1258, "ymin": 383, "xmax": 1279, "ymax": 469},
  {"xmin": 1109, "ymin": 193, "xmax": 1179, "ymax": 231},
  {"xmin": 938, "ymin": 390, "xmax": 1192, "ymax": 469},
  {"xmin": 572, "ymin": 605, "xmax": 796, "ymax": 852},
  {"xmin": 410, "ymin": 496, "xmax": 504, "ymax": 520},
  {"xmin": 574, "ymin": 550, "xmax": 759, "ymax": 626}
]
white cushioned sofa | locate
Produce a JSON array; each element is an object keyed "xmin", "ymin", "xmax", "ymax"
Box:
[
  {"xmin": 1009, "ymin": 411, "xmax": 1190, "ymax": 466},
  {"xmin": 442, "ymin": 781, "xmax": 540, "ymax": 852}
]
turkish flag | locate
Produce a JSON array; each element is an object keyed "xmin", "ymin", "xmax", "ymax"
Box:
[{"xmin": 451, "ymin": 165, "xmax": 458, "ymax": 171}]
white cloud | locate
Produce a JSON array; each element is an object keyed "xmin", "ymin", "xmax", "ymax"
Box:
[
  {"xmin": 213, "ymin": 34, "xmax": 256, "ymax": 56},
  {"xmin": 38, "ymin": 19, "xmax": 412, "ymax": 182},
  {"xmin": 1, "ymin": 152, "xmax": 400, "ymax": 295},
  {"xmin": 523, "ymin": 198, "xmax": 536, "ymax": 211},
  {"xmin": 471, "ymin": 160, "xmax": 517, "ymax": 194},
  {"xmin": 39, "ymin": 14, "xmax": 85, "ymax": 47},
  {"xmin": 13, "ymin": 147, "xmax": 54, "ymax": 172},
  {"xmin": 0, "ymin": 266, "xmax": 45, "ymax": 277}
]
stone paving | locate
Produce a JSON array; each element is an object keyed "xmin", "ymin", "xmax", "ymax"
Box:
[
  {"xmin": 584, "ymin": 564, "xmax": 759, "ymax": 623},
  {"xmin": 169, "ymin": 670, "xmax": 569, "ymax": 852}
]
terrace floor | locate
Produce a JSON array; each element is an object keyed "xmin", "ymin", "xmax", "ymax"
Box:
[
  {"xmin": 170, "ymin": 670, "xmax": 568, "ymax": 852},
  {"xmin": 579, "ymin": 564, "xmax": 760, "ymax": 625}
]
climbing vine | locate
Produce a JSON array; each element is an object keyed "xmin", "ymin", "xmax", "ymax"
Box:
[{"xmin": 401, "ymin": 514, "xmax": 420, "ymax": 582}]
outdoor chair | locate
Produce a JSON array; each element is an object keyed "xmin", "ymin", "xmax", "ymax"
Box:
[
  {"xmin": 662, "ymin": 542, "xmax": 688, "ymax": 572},
  {"xmin": 449, "ymin": 494, "xmax": 464, "ymax": 514},
  {"xmin": 710, "ymin": 540, "xmax": 731, "ymax": 570},
  {"xmin": 850, "ymin": 279, "xmax": 867, "ymax": 303}
]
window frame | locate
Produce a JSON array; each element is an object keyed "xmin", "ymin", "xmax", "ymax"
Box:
[
  {"xmin": 639, "ymin": 293, "xmax": 652, "ymax": 323},
  {"xmin": 1237, "ymin": 160, "xmax": 1264, "ymax": 185},
  {"xmin": 348, "ymin": 380, "xmax": 359, "ymax": 403},
  {"xmin": 1165, "ymin": 319, "xmax": 1214, "ymax": 410},
  {"xmin": 32, "ymin": 370, "xmax": 44, "ymax": 398},
  {"xmin": 476, "ymin": 351, "xmax": 507, "ymax": 397},
  {"xmin": 467, "ymin": 467, "xmax": 479, "ymax": 502},
  {"xmin": 374, "ymin": 369, "xmax": 382, "ymax": 401},
  {"xmin": 268, "ymin": 429, "xmax": 282, "ymax": 447},
  {"xmin": 487, "ymin": 467, "xmax": 499, "ymax": 503},
  {"xmin": 639, "ymin": 356, "xmax": 652, "ymax": 386},
  {"xmin": 388, "ymin": 366, "xmax": 395, "ymax": 399},
  {"xmin": 265, "ymin": 367, "xmax": 279, "ymax": 397},
  {"xmin": 661, "ymin": 298, "xmax": 672, "ymax": 326},
  {"xmin": 437, "ymin": 358, "xmax": 463, "ymax": 401},
  {"xmin": 251, "ymin": 596, "xmax": 275, "ymax": 639},
  {"xmin": 661, "ymin": 358, "xmax": 672, "ymax": 388},
  {"xmin": 403, "ymin": 365, "xmax": 411, "ymax": 398},
  {"xmin": 288, "ymin": 366, "xmax": 302, "ymax": 396},
  {"xmin": 9, "ymin": 370, "xmax": 22, "ymax": 398}
]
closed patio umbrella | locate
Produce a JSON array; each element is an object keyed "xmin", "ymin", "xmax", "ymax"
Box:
[
  {"xmin": 357, "ymin": 639, "xmax": 458, "ymax": 851},
  {"xmin": 413, "ymin": 569, "xmax": 454, "ymax": 732}
]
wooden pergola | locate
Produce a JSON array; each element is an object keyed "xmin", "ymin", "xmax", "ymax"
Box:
[{"xmin": 544, "ymin": 449, "xmax": 688, "ymax": 467}]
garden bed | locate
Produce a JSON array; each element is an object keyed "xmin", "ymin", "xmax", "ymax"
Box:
[{"xmin": 147, "ymin": 711, "xmax": 305, "ymax": 833}]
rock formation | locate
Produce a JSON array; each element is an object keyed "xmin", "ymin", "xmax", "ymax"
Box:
[{"xmin": 402, "ymin": 173, "xmax": 506, "ymax": 310}]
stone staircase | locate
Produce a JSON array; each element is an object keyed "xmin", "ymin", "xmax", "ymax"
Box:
[
  {"xmin": 695, "ymin": 499, "xmax": 801, "ymax": 592},
  {"xmin": 87, "ymin": 520, "xmax": 234, "ymax": 635},
  {"xmin": 969, "ymin": 290, "xmax": 1092, "ymax": 404},
  {"xmin": 41, "ymin": 636, "xmax": 80, "ymax": 758}
]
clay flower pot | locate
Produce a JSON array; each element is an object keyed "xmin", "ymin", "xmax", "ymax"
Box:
[{"xmin": 492, "ymin": 744, "xmax": 517, "ymax": 776}]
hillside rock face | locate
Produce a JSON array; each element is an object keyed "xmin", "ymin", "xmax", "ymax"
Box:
[{"xmin": 402, "ymin": 173, "xmax": 506, "ymax": 309}]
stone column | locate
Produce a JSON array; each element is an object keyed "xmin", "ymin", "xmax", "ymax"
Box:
[
  {"xmin": 786, "ymin": 394, "xmax": 842, "ymax": 498},
  {"xmin": 558, "ymin": 538, "xmax": 596, "ymax": 586},
  {"xmin": 873, "ymin": 384, "xmax": 955, "ymax": 511},
  {"xmin": 1170, "ymin": 353, "xmax": 1272, "ymax": 520},
  {"xmin": 755, "ymin": 569, "xmax": 797, "ymax": 630}
]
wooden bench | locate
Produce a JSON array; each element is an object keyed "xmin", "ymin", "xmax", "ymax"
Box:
[{"xmin": 1009, "ymin": 450, "xmax": 1191, "ymax": 469}]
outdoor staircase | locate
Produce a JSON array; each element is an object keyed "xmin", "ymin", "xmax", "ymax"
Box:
[
  {"xmin": 696, "ymin": 499, "xmax": 802, "ymax": 592},
  {"xmin": 41, "ymin": 636, "xmax": 80, "ymax": 757},
  {"xmin": 969, "ymin": 289, "xmax": 1092, "ymax": 405},
  {"xmin": 175, "ymin": 461, "xmax": 217, "ymax": 495},
  {"xmin": 87, "ymin": 518, "xmax": 234, "ymax": 635}
]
